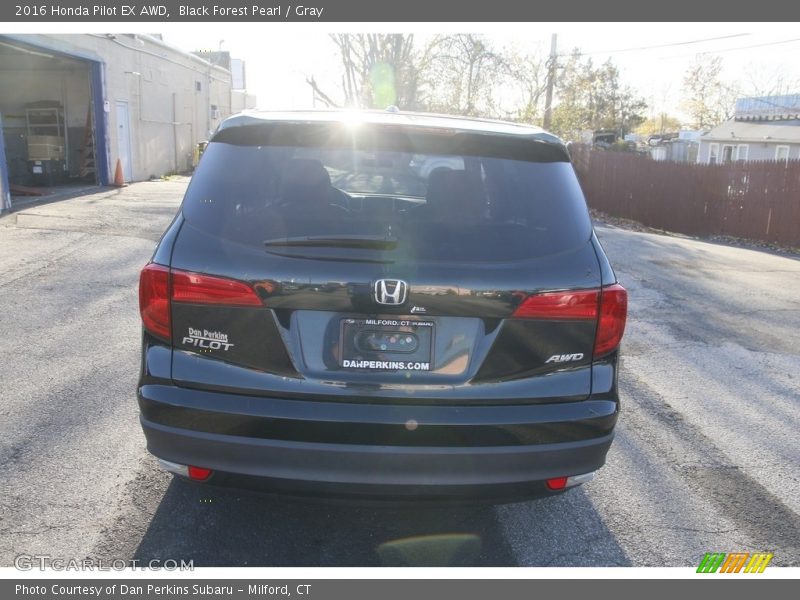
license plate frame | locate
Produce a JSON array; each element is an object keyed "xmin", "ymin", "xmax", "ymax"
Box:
[{"xmin": 339, "ymin": 317, "xmax": 434, "ymax": 371}]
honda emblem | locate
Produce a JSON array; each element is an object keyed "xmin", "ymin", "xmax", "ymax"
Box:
[{"xmin": 374, "ymin": 279, "xmax": 408, "ymax": 305}]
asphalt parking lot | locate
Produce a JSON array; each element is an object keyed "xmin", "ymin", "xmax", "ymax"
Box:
[{"xmin": 1, "ymin": 180, "xmax": 798, "ymax": 567}]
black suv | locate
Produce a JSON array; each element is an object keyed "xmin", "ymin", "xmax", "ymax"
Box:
[{"xmin": 138, "ymin": 110, "xmax": 627, "ymax": 502}]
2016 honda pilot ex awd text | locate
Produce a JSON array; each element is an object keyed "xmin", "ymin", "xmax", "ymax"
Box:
[{"xmin": 137, "ymin": 110, "xmax": 627, "ymax": 502}]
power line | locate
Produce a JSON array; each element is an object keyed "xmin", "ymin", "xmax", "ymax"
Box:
[
  {"xmin": 557, "ymin": 33, "xmax": 750, "ymax": 57},
  {"xmin": 665, "ymin": 37, "xmax": 800, "ymax": 58}
]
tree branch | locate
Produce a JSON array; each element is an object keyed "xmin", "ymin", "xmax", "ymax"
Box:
[{"xmin": 305, "ymin": 75, "xmax": 340, "ymax": 108}]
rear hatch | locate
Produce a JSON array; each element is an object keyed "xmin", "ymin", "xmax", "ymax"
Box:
[{"xmin": 155, "ymin": 120, "xmax": 622, "ymax": 404}]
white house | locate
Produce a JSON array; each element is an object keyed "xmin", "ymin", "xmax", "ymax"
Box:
[{"xmin": 697, "ymin": 95, "xmax": 800, "ymax": 164}]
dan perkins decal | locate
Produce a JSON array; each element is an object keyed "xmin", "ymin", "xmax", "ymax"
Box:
[
  {"xmin": 182, "ymin": 327, "xmax": 234, "ymax": 351},
  {"xmin": 342, "ymin": 359, "xmax": 431, "ymax": 371}
]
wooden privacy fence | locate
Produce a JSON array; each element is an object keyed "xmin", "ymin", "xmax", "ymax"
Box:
[{"xmin": 569, "ymin": 145, "xmax": 800, "ymax": 247}]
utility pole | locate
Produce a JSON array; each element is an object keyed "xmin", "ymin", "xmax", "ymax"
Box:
[{"xmin": 543, "ymin": 33, "xmax": 558, "ymax": 131}]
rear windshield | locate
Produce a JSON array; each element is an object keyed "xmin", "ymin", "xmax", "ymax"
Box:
[{"xmin": 181, "ymin": 124, "xmax": 592, "ymax": 262}]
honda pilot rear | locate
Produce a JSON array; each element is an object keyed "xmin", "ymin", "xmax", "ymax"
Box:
[{"xmin": 137, "ymin": 110, "xmax": 627, "ymax": 502}]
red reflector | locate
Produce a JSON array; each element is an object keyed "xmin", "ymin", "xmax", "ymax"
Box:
[
  {"xmin": 187, "ymin": 466, "xmax": 212, "ymax": 481},
  {"xmin": 512, "ymin": 289, "xmax": 599, "ymax": 320},
  {"xmin": 172, "ymin": 270, "xmax": 262, "ymax": 306},
  {"xmin": 546, "ymin": 477, "xmax": 568, "ymax": 491},
  {"xmin": 595, "ymin": 284, "xmax": 628, "ymax": 357},
  {"xmin": 139, "ymin": 263, "xmax": 171, "ymax": 340}
]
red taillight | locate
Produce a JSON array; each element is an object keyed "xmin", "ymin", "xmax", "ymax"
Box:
[
  {"xmin": 594, "ymin": 284, "xmax": 627, "ymax": 357},
  {"xmin": 139, "ymin": 264, "xmax": 261, "ymax": 340},
  {"xmin": 512, "ymin": 289, "xmax": 599, "ymax": 320},
  {"xmin": 546, "ymin": 477, "xmax": 568, "ymax": 491},
  {"xmin": 171, "ymin": 270, "xmax": 262, "ymax": 306},
  {"xmin": 187, "ymin": 466, "xmax": 212, "ymax": 481},
  {"xmin": 139, "ymin": 263, "xmax": 171, "ymax": 340},
  {"xmin": 512, "ymin": 283, "xmax": 628, "ymax": 358}
]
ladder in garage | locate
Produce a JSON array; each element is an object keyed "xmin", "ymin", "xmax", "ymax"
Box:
[{"xmin": 78, "ymin": 104, "xmax": 96, "ymax": 181}]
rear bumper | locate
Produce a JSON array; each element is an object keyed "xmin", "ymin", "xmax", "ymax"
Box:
[{"xmin": 138, "ymin": 383, "xmax": 617, "ymax": 501}]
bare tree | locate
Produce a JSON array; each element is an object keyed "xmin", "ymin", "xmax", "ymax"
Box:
[
  {"xmin": 308, "ymin": 34, "xmax": 422, "ymax": 109},
  {"xmin": 500, "ymin": 47, "xmax": 548, "ymax": 123},
  {"xmin": 681, "ymin": 55, "xmax": 740, "ymax": 129},
  {"xmin": 305, "ymin": 75, "xmax": 341, "ymax": 108},
  {"xmin": 307, "ymin": 34, "xmax": 513, "ymax": 118},
  {"xmin": 423, "ymin": 34, "xmax": 507, "ymax": 117},
  {"xmin": 742, "ymin": 64, "xmax": 800, "ymax": 98}
]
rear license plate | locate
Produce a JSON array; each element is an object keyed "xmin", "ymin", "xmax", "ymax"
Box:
[{"xmin": 339, "ymin": 318, "xmax": 434, "ymax": 371}]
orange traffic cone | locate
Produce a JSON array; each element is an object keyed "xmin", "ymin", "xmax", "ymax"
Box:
[{"xmin": 113, "ymin": 159, "xmax": 127, "ymax": 187}]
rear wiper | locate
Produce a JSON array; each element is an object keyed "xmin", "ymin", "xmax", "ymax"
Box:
[{"xmin": 264, "ymin": 235, "xmax": 398, "ymax": 249}]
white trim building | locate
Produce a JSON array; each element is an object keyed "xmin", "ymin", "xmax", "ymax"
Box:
[{"xmin": 0, "ymin": 33, "xmax": 242, "ymax": 209}]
